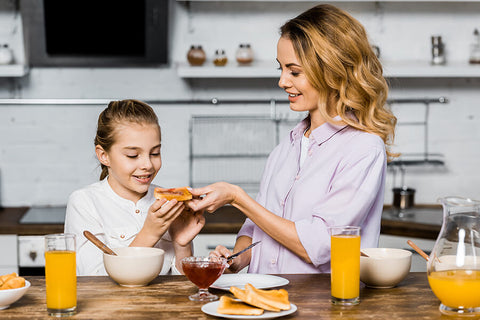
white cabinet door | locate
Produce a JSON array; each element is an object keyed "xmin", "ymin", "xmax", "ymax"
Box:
[
  {"xmin": 0, "ymin": 235, "xmax": 18, "ymax": 274},
  {"xmin": 379, "ymin": 234, "xmax": 435, "ymax": 272}
]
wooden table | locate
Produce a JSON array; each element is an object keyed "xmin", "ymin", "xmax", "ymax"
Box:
[{"xmin": 1, "ymin": 273, "xmax": 446, "ymax": 319}]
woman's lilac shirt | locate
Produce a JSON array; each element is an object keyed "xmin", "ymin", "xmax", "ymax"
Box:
[{"xmin": 237, "ymin": 118, "xmax": 386, "ymax": 274}]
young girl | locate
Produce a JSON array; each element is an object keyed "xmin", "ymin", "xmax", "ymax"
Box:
[
  {"xmin": 187, "ymin": 4, "xmax": 397, "ymax": 274},
  {"xmin": 65, "ymin": 99, "xmax": 204, "ymax": 276}
]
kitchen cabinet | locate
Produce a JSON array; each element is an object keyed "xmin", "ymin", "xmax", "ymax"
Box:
[{"xmin": 0, "ymin": 234, "xmax": 18, "ymax": 274}]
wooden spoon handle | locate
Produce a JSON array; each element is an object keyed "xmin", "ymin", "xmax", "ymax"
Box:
[
  {"xmin": 407, "ymin": 240, "xmax": 429, "ymax": 261},
  {"xmin": 83, "ymin": 230, "xmax": 117, "ymax": 255}
]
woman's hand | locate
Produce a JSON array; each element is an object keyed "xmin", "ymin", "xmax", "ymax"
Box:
[
  {"xmin": 169, "ymin": 207, "xmax": 205, "ymax": 247},
  {"xmin": 131, "ymin": 198, "xmax": 185, "ymax": 247},
  {"xmin": 187, "ymin": 182, "xmax": 240, "ymax": 213},
  {"xmin": 210, "ymin": 236, "xmax": 252, "ymax": 273}
]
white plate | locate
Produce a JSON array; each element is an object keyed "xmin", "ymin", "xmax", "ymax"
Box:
[
  {"xmin": 201, "ymin": 301, "xmax": 297, "ymax": 319},
  {"xmin": 211, "ymin": 274, "xmax": 289, "ymax": 291}
]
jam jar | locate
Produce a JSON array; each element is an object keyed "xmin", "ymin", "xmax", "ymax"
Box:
[
  {"xmin": 236, "ymin": 43, "xmax": 254, "ymax": 65},
  {"xmin": 187, "ymin": 45, "xmax": 206, "ymax": 66},
  {"xmin": 213, "ymin": 49, "xmax": 228, "ymax": 66}
]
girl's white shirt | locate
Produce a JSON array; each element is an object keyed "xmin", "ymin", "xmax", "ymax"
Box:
[{"xmin": 64, "ymin": 178, "xmax": 180, "ymax": 276}]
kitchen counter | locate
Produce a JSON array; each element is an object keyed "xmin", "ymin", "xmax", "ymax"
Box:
[
  {"xmin": 0, "ymin": 205, "xmax": 442, "ymax": 239},
  {"xmin": 1, "ymin": 273, "xmax": 443, "ymax": 319}
]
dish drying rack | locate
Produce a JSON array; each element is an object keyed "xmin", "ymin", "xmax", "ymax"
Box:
[
  {"xmin": 387, "ymin": 96, "xmax": 448, "ymax": 168},
  {"xmin": 188, "ymin": 96, "xmax": 448, "ymax": 198}
]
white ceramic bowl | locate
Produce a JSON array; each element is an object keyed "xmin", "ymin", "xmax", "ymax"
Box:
[
  {"xmin": 103, "ymin": 247, "xmax": 165, "ymax": 287},
  {"xmin": 0, "ymin": 280, "xmax": 31, "ymax": 310},
  {"xmin": 360, "ymin": 248, "xmax": 412, "ymax": 288}
]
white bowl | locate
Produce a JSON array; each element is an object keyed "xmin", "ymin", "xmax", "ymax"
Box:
[
  {"xmin": 0, "ymin": 280, "xmax": 31, "ymax": 310},
  {"xmin": 103, "ymin": 247, "xmax": 165, "ymax": 287},
  {"xmin": 360, "ymin": 248, "xmax": 412, "ymax": 288}
]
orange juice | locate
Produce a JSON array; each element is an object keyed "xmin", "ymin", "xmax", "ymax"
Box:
[
  {"xmin": 428, "ymin": 270, "xmax": 480, "ymax": 308},
  {"xmin": 331, "ymin": 234, "xmax": 361, "ymax": 300},
  {"xmin": 45, "ymin": 250, "xmax": 77, "ymax": 310}
]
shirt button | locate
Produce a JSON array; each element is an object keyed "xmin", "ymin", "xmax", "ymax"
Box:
[
  {"xmin": 295, "ymin": 175, "xmax": 300, "ymax": 180},
  {"xmin": 270, "ymin": 259, "xmax": 276, "ymax": 264},
  {"xmin": 120, "ymin": 234, "xmax": 125, "ymax": 239},
  {"xmin": 280, "ymin": 200, "xmax": 284, "ymax": 206},
  {"xmin": 308, "ymin": 150, "xmax": 313, "ymax": 156},
  {"xmin": 135, "ymin": 209, "xmax": 140, "ymax": 214}
]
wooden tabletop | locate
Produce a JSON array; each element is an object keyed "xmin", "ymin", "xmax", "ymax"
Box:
[{"xmin": 1, "ymin": 273, "xmax": 444, "ymax": 319}]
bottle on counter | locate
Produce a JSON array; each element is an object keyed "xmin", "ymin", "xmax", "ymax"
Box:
[
  {"xmin": 469, "ymin": 29, "xmax": 480, "ymax": 64},
  {"xmin": 236, "ymin": 43, "xmax": 254, "ymax": 65},
  {"xmin": 187, "ymin": 45, "xmax": 206, "ymax": 66},
  {"xmin": 431, "ymin": 35, "xmax": 446, "ymax": 66},
  {"xmin": 213, "ymin": 49, "xmax": 228, "ymax": 66},
  {"xmin": 0, "ymin": 44, "xmax": 13, "ymax": 65}
]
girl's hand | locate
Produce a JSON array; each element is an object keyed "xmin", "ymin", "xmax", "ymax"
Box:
[
  {"xmin": 187, "ymin": 182, "xmax": 239, "ymax": 213},
  {"xmin": 134, "ymin": 198, "xmax": 185, "ymax": 246},
  {"xmin": 169, "ymin": 207, "xmax": 205, "ymax": 247}
]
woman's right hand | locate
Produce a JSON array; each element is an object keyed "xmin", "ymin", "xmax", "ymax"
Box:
[
  {"xmin": 187, "ymin": 182, "xmax": 240, "ymax": 213},
  {"xmin": 132, "ymin": 198, "xmax": 185, "ymax": 247}
]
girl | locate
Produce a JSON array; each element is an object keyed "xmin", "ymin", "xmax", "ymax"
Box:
[
  {"xmin": 187, "ymin": 4, "xmax": 397, "ymax": 274},
  {"xmin": 65, "ymin": 99, "xmax": 204, "ymax": 275}
]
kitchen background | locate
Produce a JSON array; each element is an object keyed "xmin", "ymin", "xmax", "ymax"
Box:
[{"xmin": 0, "ymin": 0, "xmax": 480, "ymax": 208}]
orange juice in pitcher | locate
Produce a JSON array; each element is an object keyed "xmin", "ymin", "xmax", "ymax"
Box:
[{"xmin": 427, "ymin": 197, "xmax": 480, "ymax": 316}]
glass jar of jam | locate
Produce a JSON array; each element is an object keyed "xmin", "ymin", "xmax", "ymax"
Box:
[
  {"xmin": 187, "ymin": 45, "xmax": 206, "ymax": 66},
  {"xmin": 213, "ymin": 49, "xmax": 228, "ymax": 66},
  {"xmin": 236, "ymin": 43, "xmax": 254, "ymax": 65}
]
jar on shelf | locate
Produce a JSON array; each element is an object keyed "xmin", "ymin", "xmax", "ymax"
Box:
[
  {"xmin": 0, "ymin": 44, "xmax": 14, "ymax": 65},
  {"xmin": 213, "ymin": 49, "xmax": 228, "ymax": 66},
  {"xmin": 187, "ymin": 45, "xmax": 206, "ymax": 66},
  {"xmin": 236, "ymin": 43, "xmax": 254, "ymax": 65},
  {"xmin": 469, "ymin": 29, "xmax": 480, "ymax": 64},
  {"xmin": 431, "ymin": 35, "xmax": 446, "ymax": 66}
]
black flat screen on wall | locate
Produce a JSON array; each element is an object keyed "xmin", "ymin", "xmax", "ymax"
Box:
[{"xmin": 21, "ymin": 0, "xmax": 169, "ymax": 67}]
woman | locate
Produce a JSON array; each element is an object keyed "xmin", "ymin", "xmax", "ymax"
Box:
[{"xmin": 187, "ymin": 4, "xmax": 396, "ymax": 274}]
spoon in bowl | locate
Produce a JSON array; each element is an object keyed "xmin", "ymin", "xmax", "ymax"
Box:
[
  {"xmin": 83, "ymin": 230, "xmax": 117, "ymax": 255},
  {"xmin": 407, "ymin": 240, "xmax": 429, "ymax": 261}
]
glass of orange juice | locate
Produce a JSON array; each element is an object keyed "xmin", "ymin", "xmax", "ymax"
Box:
[
  {"xmin": 45, "ymin": 233, "xmax": 76, "ymax": 317},
  {"xmin": 329, "ymin": 226, "xmax": 361, "ymax": 306}
]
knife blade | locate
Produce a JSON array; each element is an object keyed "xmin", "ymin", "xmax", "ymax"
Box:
[{"xmin": 226, "ymin": 241, "xmax": 261, "ymax": 262}]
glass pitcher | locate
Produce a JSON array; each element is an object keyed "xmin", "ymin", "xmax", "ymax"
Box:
[{"xmin": 427, "ymin": 196, "xmax": 480, "ymax": 316}]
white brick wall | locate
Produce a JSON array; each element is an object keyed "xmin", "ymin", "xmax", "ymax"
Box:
[{"xmin": 0, "ymin": 1, "xmax": 480, "ymax": 206}]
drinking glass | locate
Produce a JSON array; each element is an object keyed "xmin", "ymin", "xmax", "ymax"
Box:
[
  {"xmin": 181, "ymin": 256, "xmax": 228, "ymax": 302},
  {"xmin": 45, "ymin": 233, "xmax": 76, "ymax": 317},
  {"xmin": 329, "ymin": 226, "xmax": 361, "ymax": 306}
]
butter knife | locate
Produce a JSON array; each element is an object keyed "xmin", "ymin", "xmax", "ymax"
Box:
[{"xmin": 227, "ymin": 241, "xmax": 261, "ymax": 262}]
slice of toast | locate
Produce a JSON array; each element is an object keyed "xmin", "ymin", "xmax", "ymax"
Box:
[
  {"xmin": 0, "ymin": 272, "xmax": 17, "ymax": 287},
  {"xmin": 217, "ymin": 295, "xmax": 264, "ymax": 315},
  {"xmin": 0, "ymin": 276, "xmax": 25, "ymax": 290},
  {"xmin": 230, "ymin": 285, "xmax": 281, "ymax": 312},
  {"xmin": 245, "ymin": 283, "xmax": 290, "ymax": 311}
]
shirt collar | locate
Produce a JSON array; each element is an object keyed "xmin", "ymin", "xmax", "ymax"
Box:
[{"xmin": 290, "ymin": 116, "xmax": 349, "ymax": 145}]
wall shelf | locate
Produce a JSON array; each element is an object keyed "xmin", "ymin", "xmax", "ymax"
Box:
[
  {"xmin": 177, "ymin": 60, "xmax": 480, "ymax": 79},
  {"xmin": 177, "ymin": 0, "xmax": 480, "ymax": 2},
  {"xmin": 0, "ymin": 64, "xmax": 29, "ymax": 77}
]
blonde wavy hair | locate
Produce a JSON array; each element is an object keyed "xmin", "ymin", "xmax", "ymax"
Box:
[{"xmin": 280, "ymin": 4, "xmax": 397, "ymax": 160}]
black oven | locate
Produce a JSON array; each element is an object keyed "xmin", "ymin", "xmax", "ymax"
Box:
[{"xmin": 20, "ymin": 0, "xmax": 169, "ymax": 67}]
